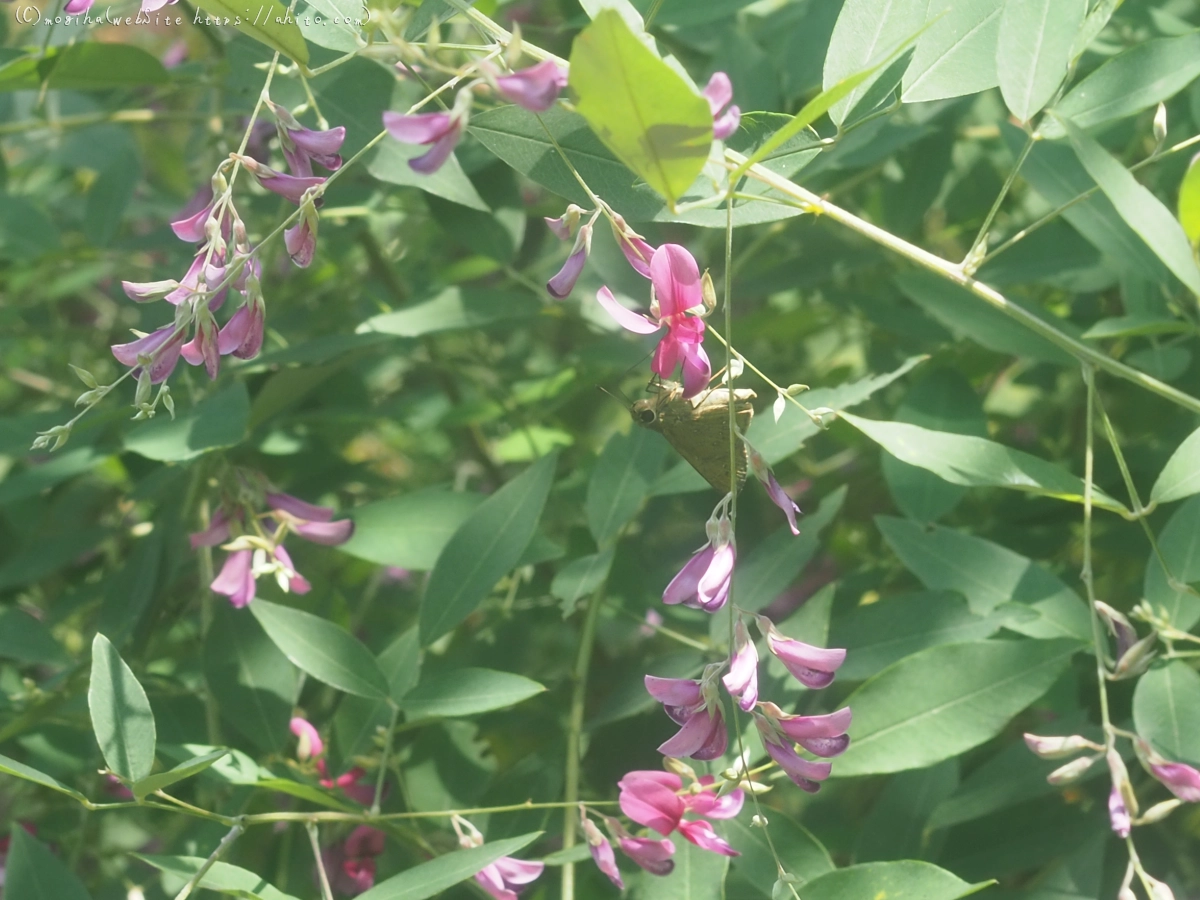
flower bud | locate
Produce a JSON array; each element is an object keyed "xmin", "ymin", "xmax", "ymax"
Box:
[
  {"xmin": 1113, "ymin": 633, "xmax": 1157, "ymax": 679},
  {"xmin": 1047, "ymin": 754, "xmax": 1098, "ymax": 785},
  {"xmin": 1024, "ymin": 733, "xmax": 1103, "ymax": 759},
  {"xmin": 750, "ymin": 814, "xmax": 768, "ymax": 828},
  {"xmin": 1154, "ymin": 102, "xmax": 1168, "ymax": 150},
  {"xmin": 700, "ymin": 270, "xmax": 716, "ymax": 314},
  {"xmin": 1137, "ymin": 798, "xmax": 1182, "ymax": 825}
]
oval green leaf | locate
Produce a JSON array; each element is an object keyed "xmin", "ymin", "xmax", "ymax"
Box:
[
  {"xmin": 0, "ymin": 752, "xmax": 87, "ymax": 802},
  {"xmin": 1133, "ymin": 661, "xmax": 1200, "ymax": 767},
  {"xmin": 836, "ymin": 639, "xmax": 1080, "ymax": 776},
  {"xmin": 821, "ymin": 0, "xmax": 926, "ymax": 126},
  {"xmin": 586, "ymin": 427, "xmax": 667, "ymax": 546},
  {"xmin": 340, "ymin": 487, "xmax": 484, "ymax": 570},
  {"xmin": 420, "ymin": 453, "xmax": 557, "ymax": 644},
  {"xmin": 1143, "ymin": 494, "xmax": 1200, "ymax": 631},
  {"xmin": 6, "ymin": 828, "xmax": 92, "ymax": 900},
  {"xmin": 402, "ymin": 668, "xmax": 546, "ymax": 720},
  {"xmin": 901, "ymin": 0, "xmax": 1002, "ymax": 103},
  {"xmin": 568, "ymin": 9, "xmax": 712, "ymax": 206},
  {"xmin": 249, "ymin": 600, "xmax": 389, "ymax": 699},
  {"xmin": 192, "ymin": 0, "xmax": 309, "ymax": 65},
  {"xmin": 996, "ymin": 0, "xmax": 1086, "ymax": 123},
  {"xmin": 799, "ymin": 860, "xmax": 988, "ymax": 900},
  {"xmin": 136, "ymin": 854, "xmax": 300, "ymax": 900},
  {"xmin": 1151, "ymin": 423, "xmax": 1200, "ymax": 504},
  {"xmin": 131, "ymin": 749, "xmax": 229, "ymax": 802},
  {"xmin": 88, "ymin": 633, "xmax": 157, "ymax": 783}
]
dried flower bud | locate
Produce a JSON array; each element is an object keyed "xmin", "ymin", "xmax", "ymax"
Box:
[{"xmin": 700, "ymin": 270, "xmax": 716, "ymax": 314}]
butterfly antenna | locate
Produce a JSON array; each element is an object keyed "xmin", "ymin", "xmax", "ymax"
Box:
[{"xmin": 597, "ymin": 384, "xmax": 634, "ymax": 407}]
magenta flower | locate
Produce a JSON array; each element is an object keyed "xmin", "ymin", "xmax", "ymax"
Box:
[
  {"xmin": 748, "ymin": 446, "xmax": 800, "ymax": 535},
  {"xmin": 721, "ymin": 619, "xmax": 758, "ymax": 711},
  {"xmin": 383, "ymin": 91, "xmax": 472, "ymax": 175},
  {"xmin": 237, "ymin": 155, "xmax": 326, "ymax": 204},
  {"xmin": 267, "ymin": 100, "xmax": 346, "ymax": 177},
  {"xmin": 217, "ymin": 296, "xmax": 265, "ymax": 360},
  {"xmin": 676, "ymin": 819, "xmax": 737, "ymax": 857},
  {"xmin": 285, "ymin": 209, "xmax": 318, "ymax": 268},
  {"xmin": 272, "ymin": 544, "xmax": 312, "ymax": 594},
  {"xmin": 64, "ymin": 0, "xmax": 94, "ymax": 11},
  {"xmin": 1138, "ymin": 740, "xmax": 1200, "ymax": 802},
  {"xmin": 617, "ymin": 770, "xmax": 740, "ymax": 857},
  {"xmin": 290, "ymin": 717, "xmax": 324, "ymax": 761},
  {"xmin": 663, "ymin": 506, "xmax": 734, "ymax": 612},
  {"xmin": 644, "ymin": 676, "xmax": 727, "ymax": 760},
  {"xmin": 181, "ymin": 307, "xmax": 220, "ymax": 380},
  {"xmin": 1107, "ymin": 749, "xmax": 1135, "ymax": 837},
  {"xmin": 323, "ymin": 825, "xmax": 384, "ymax": 895},
  {"xmin": 164, "ymin": 253, "xmax": 227, "ymax": 309},
  {"xmin": 609, "ymin": 213, "xmax": 655, "ymax": 278},
  {"xmin": 581, "ymin": 813, "xmax": 623, "ymax": 889},
  {"xmin": 211, "ymin": 549, "xmax": 255, "ymax": 608},
  {"xmin": 1108, "ymin": 784, "xmax": 1131, "ymax": 837},
  {"xmin": 619, "ymin": 771, "xmax": 685, "ymax": 835},
  {"xmin": 171, "ymin": 185, "xmax": 216, "ymax": 243},
  {"xmin": 619, "ymin": 836, "xmax": 675, "ymax": 876},
  {"xmin": 547, "ymin": 223, "xmax": 592, "ymax": 299},
  {"xmin": 757, "ymin": 615, "xmax": 845, "ymax": 689},
  {"xmin": 546, "ymin": 204, "xmax": 585, "ymax": 241},
  {"xmin": 755, "ymin": 714, "xmax": 833, "ymax": 793},
  {"xmin": 703, "ymin": 72, "xmax": 740, "ymax": 141},
  {"xmin": 495, "ymin": 60, "xmax": 568, "ymax": 111},
  {"xmin": 453, "ymin": 816, "xmax": 544, "ymax": 900},
  {"xmin": 757, "ymin": 702, "xmax": 851, "ymax": 758},
  {"xmin": 318, "ymin": 762, "xmax": 376, "ymax": 806},
  {"xmin": 595, "ymin": 244, "xmax": 712, "ymax": 398},
  {"xmin": 267, "ymin": 492, "xmax": 355, "ymax": 545},
  {"xmin": 190, "ymin": 509, "xmax": 232, "ymax": 550},
  {"xmin": 111, "ymin": 325, "xmax": 186, "ymax": 384}
]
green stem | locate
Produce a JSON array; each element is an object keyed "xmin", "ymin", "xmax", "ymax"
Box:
[
  {"xmin": 561, "ymin": 585, "xmax": 605, "ymax": 900},
  {"xmin": 963, "ymin": 130, "xmax": 1033, "ymax": 272},
  {"xmin": 372, "ymin": 704, "xmax": 400, "ymax": 815},
  {"xmin": 1081, "ymin": 369, "xmax": 1113, "ymax": 736},
  {"xmin": 308, "ymin": 822, "xmax": 336, "ymax": 900},
  {"xmin": 173, "ymin": 820, "xmax": 244, "ymax": 900}
]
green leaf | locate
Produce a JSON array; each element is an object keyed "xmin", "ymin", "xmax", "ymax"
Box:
[
  {"xmin": 842, "ymin": 413, "xmax": 1129, "ymax": 516},
  {"xmin": 881, "ymin": 367, "xmax": 988, "ymax": 522},
  {"xmin": 1043, "ymin": 32, "xmax": 1200, "ymax": 138},
  {"xmin": 634, "ymin": 836, "xmax": 730, "ymax": 900},
  {"xmin": 1057, "ymin": 114, "xmax": 1200, "ymax": 296},
  {"xmin": 996, "ymin": 0, "xmax": 1086, "ymax": 123},
  {"xmin": 402, "ymin": 668, "xmax": 546, "ymax": 719},
  {"xmin": 0, "ymin": 446, "xmax": 109, "ymax": 505},
  {"xmin": 0, "ymin": 607, "xmax": 68, "ymax": 665},
  {"xmin": 832, "ymin": 592, "xmax": 1003, "ymax": 681},
  {"xmin": 6, "ymin": 828, "xmax": 92, "ymax": 900},
  {"xmin": 856, "ymin": 760, "xmax": 959, "ymax": 862},
  {"xmin": 1180, "ymin": 152, "xmax": 1200, "ymax": 246},
  {"xmin": 38, "ymin": 43, "xmax": 168, "ymax": 91},
  {"xmin": 131, "ymin": 749, "xmax": 229, "ymax": 802},
  {"xmin": 0, "ymin": 752, "xmax": 87, "ymax": 801},
  {"xmin": 1133, "ymin": 661, "xmax": 1200, "ymax": 767},
  {"xmin": 876, "ymin": 516, "xmax": 1091, "ymax": 640},
  {"xmin": 335, "ymin": 627, "xmax": 422, "ymax": 759},
  {"xmin": 568, "ymin": 9, "xmax": 712, "ymax": 206},
  {"xmin": 1082, "ymin": 314, "xmax": 1189, "ymax": 340},
  {"xmin": 137, "ymin": 855, "xmax": 300, "ymax": 900},
  {"xmin": 799, "ymin": 861, "xmax": 988, "ymax": 900},
  {"xmin": 653, "ymin": 357, "xmax": 925, "ymax": 495},
  {"xmin": 821, "ymin": 0, "xmax": 927, "ymax": 126},
  {"xmin": 193, "ymin": 0, "xmax": 309, "ymax": 64},
  {"xmin": 837, "ymin": 639, "xmax": 1078, "ymax": 776},
  {"xmin": 420, "ymin": 453, "xmax": 557, "ymax": 644},
  {"xmin": 368, "ymin": 133, "xmax": 490, "ymax": 211},
  {"xmin": 895, "ymin": 270, "xmax": 1076, "ymax": 365},
  {"xmin": 123, "ymin": 382, "xmax": 250, "ymax": 462},
  {"xmin": 250, "ymin": 600, "xmax": 390, "ymax": 699},
  {"xmin": 341, "ymin": 487, "xmax": 484, "ymax": 570},
  {"xmin": 1143, "ymin": 495, "xmax": 1200, "ymax": 630},
  {"xmin": 88, "ymin": 633, "xmax": 156, "ymax": 783},
  {"xmin": 357, "ymin": 833, "xmax": 542, "ymax": 900},
  {"xmin": 358, "ymin": 288, "xmax": 540, "ymax": 337},
  {"xmin": 204, "ymin": 604, "xmax": 297, "ymax": 753},
  {"xmin": 724, "ymin": 812, "xmax": 833, "ymax": 896},
  {"xmin": 300, "ymin": 0, "xmax": 363, "ymax": 51},
  {"xmin": 1150, "ymin": 423, "xmax": 1200, "ymax": 504},
  {"xmin": 586, "ymin": 427, "xmax": 668, "ymax": 545},
  {"xmin": 552, "ymin": 549, "xmax": 615, "ymax": 616},
  {"xmin": 901, "ymin": 0, "xmax": 1002, "ymax": 103}
]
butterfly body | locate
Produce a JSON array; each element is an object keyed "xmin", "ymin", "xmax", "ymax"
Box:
[{"xmin": 632, "ymin": 381, "xmax": 756, "ymax": 493}]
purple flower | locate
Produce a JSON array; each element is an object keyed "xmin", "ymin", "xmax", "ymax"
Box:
[
  {"xmin": 181, "ymin": 308, "xmax": 220, "ymax": 380},
  {"xmin": 453, "ymin": 815, "xmax": 543, "ymax": 900},
  {"xmin": 1108, "ymin": 784, "xmax": 1131, "ymax": 837},
  {"xmin": 676, "ymin": 819, "xmax": 738, "ymax": 857},
  {"xmin": 547, "ymin": 223, "xmax": 591, "ymax": 299},
  {"xmin": 1107, "ymin": 749, "xmax": 1135, "ymax": 838},
  {"xmin": 703, "ymin": 72, "xmax": 740, "ymax": 141},
  {"xmin": 644, "ymin": 675, "xmax": 727, "ymax": 760},
  {"xmin": 757, "ymin": 615, "xmax": 845, "ymax": 689},
  {"xmin": 595, "ymin": 244, "xmax": 712, "ymax": 399},
  {"xmin": 494, "ymin": 60, "xmax": 568, "ymax": 112},
  {"xmin": 111, "ymin": 325, "xmax": 186, "ymax": 384},
  {"xmin": 1023, "ymin": 733, "xmax": 1103, "ymax": 759},
  {"xmin": 1138, "ymin": 739, "xmax": 1200, "ymax": 802},
  {"xmin": 237, "ymin": 155, "xmax": 326, "ymax": 204},
  {"xmin": 609, "ymin": 213, "xmax": 655, "ymax": 278},
  {"xmin": 619, "ymin": 836, "xmax": 676, "ymax": 876},
  {"xmin": 721, "ymin": 619, "xmax": 758, "ymax": 711},
  {"xmin": 285, "ymin": 212, "xmax": 318, "ymax": 268},
  {"xmin": 581, "ymin": 813, "xmax": 623, "ymax": 889},
  {"xmin": 212, "ymin": 549, "xmax": 256, "ymax": 608},
  {"xmin": 217, "ymin": 296, "xmax": 265, "ymax": 360},
  {"xmin": 267, "ymin": 101, "xmax": 346, "ymax": 177},
  {"xmin": 757, "ymin": 701, "xmax": 851, "ymax": 758},
  {"xmin": 171, "ymin": 185, "xmax": 216, "ymax": 243},
  {"xmin": 190, "ymin": 509, "xmax": 232, "ymax": 550},
  {"xmin": 748, "ymin": 445, "xmax": 800, "ymax": 535},
  {"xmin": 545, "ymin": 204, "xmax": 585, "ymax": 241},
  {"xmin": 618, "ymin": 770, "xmax": 685, "ymax": 835},
  {"xmin": 290, "ymin": 717, "xmax": 324, "ymax": 760},
  {"xmin": 267, "ymin": 491, "xmax": 355, "ymax": 545},
  {"xmin": 616, "ymin": 771, "xmax": 739, "ymax": 857},
  {"xmin": 755, "ymin": 714, "xmax": 833, "ymax": 793},
  {"xmin": 663, "ymin": 507, "xmax": 734, "ymax": 612},
  {"xmin": 382, "ymin": 90, "xmax": 472, "ymax": 174}
]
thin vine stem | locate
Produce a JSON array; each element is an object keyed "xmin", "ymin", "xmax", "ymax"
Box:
[
  {"xmin": 963, "ymin": 130, "xmax": 1033, "ymax": 272},
  {"xmin": 1081, "ymin": 367, "xmax": 1114, "ymax": 738},
  {"xmin": 173, "ymin": 820, "xmax": 244, "ymax": 900},
  {"xmin": 308, "ymin": 822, "xmax": 336, "ymax": 900}
]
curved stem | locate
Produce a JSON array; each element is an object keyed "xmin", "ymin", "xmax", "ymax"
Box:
[{"xmin": 174, "ymin": 820, "xmax": 244, "ymax": 900}]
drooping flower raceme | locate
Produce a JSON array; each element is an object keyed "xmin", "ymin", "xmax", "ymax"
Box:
[
  {"xmin": 644, "ymin": 673, "xmax": 727, "ymax": 761},
  {"xmin": 595, "ymin": 243, "xmax": 713, "ymax": 399},
  {"xmin": 453, "ymin": 816, "xmax": 544, "ymax": 900},
  {"xmin": 663, "ymin": 497, "xmax": 734, "ymax": 612}
]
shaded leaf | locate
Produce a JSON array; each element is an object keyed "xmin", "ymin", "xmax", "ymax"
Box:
[
  {"xmin": 358, "ymin": 833, "xmax": 542, "ymax": 900},
  {"xmin": 1133, "ymin": 661, "xmax": 1200, "ymax": 767},
  {"xmin": 552, "ymin": 549, "xmax": 615, "ymax": 616},
  {"xmin": 1150, "ymin": 423, "xmax": 1200, "ymax": 504},
  {"xmin": 725, "ymin": 811, "xmax": 833, "ymax": 896},
  {"xmin": 587, "ymin": 427, "xmax": 668, "ymax": 545},
  {"xmin": 822, "ymin": 0, "xmax": 926, "ymax": 125},
  {"xmin": 193, "ymin": 0, "xmax": 309, "ymax": 64},
  {"xmin": 0, "ymin": 752, "xmax": 87, "ymax": 801},
  {"xmin": 800, "ymin": 860, "xmax": 987, "ymax": 900},
  {"xmin": 137, "ymin": 855, "xmax": 300, "ymax": 900},
  {"xmin": 123, "ymin": 382, "xmax": 250, "ymax": 462},
  {"xmin": 996, "ymin": 0, "xmax": 1085, "ymax": 123},
  {"xmin": 402, "ymin": 668, "xmax": 546, "ymax": 719},
  {"xmin": 340, "ymin": 487, "xmax": 484, "ymax": 570},
  {"xmin": 131, "ymin": 749, "xmax": 229, "ymax": 802},
  {"xmin": 1142, "ymin": 495, "xmax": 1200, "ymax": 630},
  {"xmin": 359, "ymin": 288, "xmax": 541, "ymax": 337},
  {"xmin": 6, "ymin": 829, "xmax": 92, "ymax": 900},
  {"xmin": 88, "ymin": 633, "xmax": 156, "ymax": 783}
]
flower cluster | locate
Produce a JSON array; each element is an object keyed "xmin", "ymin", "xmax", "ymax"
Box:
[
  {"xmin": 452, "ymin": 816, "xmax": 545, "ymax": 900},
  {"xmin": 321, "ymin": 826, "xmax": 387, "ymax": 895},
  {"xmin": 190, "ymin": 474, "xmax": 354, "ymax": 608},
  {"xmin": 646, "ymin": 613, "xmax": 849, "ymax": 792},
  {"xmin": 289, "ymin": 716, "xmax": 378, "ymax": 807}
]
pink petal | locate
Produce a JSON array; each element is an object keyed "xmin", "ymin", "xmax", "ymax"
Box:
[
  {"xmin": 696, "ymin": 543, "xmax": 734, "ymax": 611},
  {"xmin": 619, "ymin": 234, "xmax": 655, "ymax": 278},
  {"xmin": 289, "ymin": 717, "xmax": 325, "ymax": 760},
  {"xmin": 1151, "ymin": 762, "xmax": 1200, "ymax": 802},
  {"xmin": 547, "ymin": 245, "xmax": 588, "ymax": 299},
  {"xmin": 650, "ymin": 244, "xmax": 702, "ymax": 318},
  {"xmin": 588, "ymin": 837, "xmax": 623, "ymax": 889},
  {"xmin": 619, "ymin": 779, "xmax": 684, "ymax": 835},
  {"xmin": 658, "ymin": 707, "xmax": 722, "ymax": 759},
  {"xmin": 211, "ymin": 550, "xmax": 256, "ymax": 608},
  {"xmin": 676, "ymin": 819, "xmax": 738, "ymax": 857},
  {"xmin": 267, "ymin": 492, "xmax": 336, "ymax": 522},
  {"xmin": 475, "ymin": 864, "xmax": 516, "ymax": 900},
  {"xmin": 170, "ymin": 185, "xmax": 214, "ymax": 242},
  {"xmin": 774, "ymin": 707, "xmax": 853, "ymax": 741},
  {"xmin": 643, "ymin": 676, "xmax": 703, "ymax": 709},
  {"xmin": 763, "ymin": 471, "xmax": 800, "ymax": 534},
  {"xmin": 680, "ymin": 341, "xmax": 711, "ymax": 400},
  {"xmin": 382, "ymin": 111, "xmax": 455, "ymax": 144},
  {"xmin": 702, "ymin": 72, "xmax": 733, "ymax": 117},
  {"xmin": 293, "ymin": 519, "xmax": 355, "ymax": 546},
  {"xmin": 285, "ymin": 218, "xmax": 316, "ymax": 268},
  {"xmin": 495, "ymin": 60, "xmax": 568, "ymax": 112},
  {"xmin": 189, "ymin": 510, "xmax": 231, "ymax": 550},
  {"xmin": 596, "ymin": 286, "xmax": 660, "ymax": 334},
  {"xmin": 409, "ymin": 126, "xmax": 463, "ymax": 174},
  {"xmin": 762, "ymin": 737, "xmax": 831, "ymax": 790},
  {"xmin": 662, "ymin": 546, "xmax": 716, "ymax": 605},
  {"xmin": 713, "ymin": 105, "xmax": 741, "ymax": 141},
  {"xmin": 492, "ymin": 857, "xmax": 544, "ymax": 886},
  {"xmin": 619, "ymin": 837, "xmax": 675, "ymax": 876}
]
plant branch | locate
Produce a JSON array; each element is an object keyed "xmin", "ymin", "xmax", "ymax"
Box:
[{"xmin": 173, "ymin": 820, "xmax": 244, "ymax": 900}]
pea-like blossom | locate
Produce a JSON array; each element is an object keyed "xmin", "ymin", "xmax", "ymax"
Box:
[
  {"xmin": 756, "ymin": 702, "xmax": 851, "ymax": 758},
  {"xmin": 595, "ymin": 243, "xmax": 712, "ymax": 398},
  {"xmin": 267, "ymin": 100, "xmax": 346, "ymax": 177},
  {"xmin": 285, "ymin": 194, "xmax": 321, "ymax": 268},
  {"xmin": 382, "ymin": 90, "xmax": 473, "ymax": 175},
  {"xmin": 290, "ymin": 717, "xmax": 324, "ymax": 761},
  {"xmin": 181, "ymin": 305, "xmax": 220, "ymax": 380},
  {"xmin": 609, "ymin": 213, "xmax": 655, "ymax": 278},
  {"xmin": 617, "ymin": 770, "xmax": 740, "ymax": 857},
  {"xmin": 545, "ymin": 204, "xmax": 585, "ymax": 241},
  {"xmin": 581, "ymin": 812, "xmax": 623, "ymax": 889},
  {"xmin": 756, "ymin": 614, "xmax": 846, "ymax": 689},
  {"xmin": 267, "ymin": 492, "xmax": 356, "ymax": 545},
  {"xmin": 494, "ymin": 60, "xmax": 568, "ymax": 112},
  {"xmin": 111, "ymin": 325, "xmax": 186, "ymax": 384},
  {"xmin": 703, "ymin": 72, "xmax": 741, "ymax": 141},
  {"xmin": 618, "ymin": 834, "xmax": 676, "ymax": 876},
  {"xmin": 1106, "ymin": 749, "xmax": 1136, "ymax": 838},
  {"xmin": 721, "ymin": 619, "xmax": 758, "ymax": 711},
  {"xmin": 754, "ymin": 713, "xmax": 832, "ymax": 793},
  {"xmin": 663, "ymin": 502, "xmax": 734, "ymax": 613},
  {"xmin": 453, "ymin": 816, "xmax": 544, "ymax": 900},
  {"xmin": 1137, "ymin": 739, "xmax": 1200, "ymax": 803},
  {"xmin": 1024, "ymin": 733, "xmax": 1104, "ymax": 759},
  {"xmin": 236, "ymin": 155, "xmax": 327, "ymax": 204},
  {"xmin": 322, "ymin": 825, "xmax": 385, "ymax": 895},
  {"xmin": 644, "ymin": 675, "xmax": 727, "ymax": 760},
  {"xmin": 748, "ymin": 445, "xmax": 800, "ymax": 535},
  {"xmin": 547, "ymin": 223, "xmax": 592, "ymax": 299},
  {"xmin": 319, "ymin": 762, "xmax": 377, "ymax": 806},
  {"xmin": 170, "ymin": 184, "xmax": 217, "ymax": 243},
  {"xmin": 218, "ymin": 293, "xmax": 266, "ymax": 360}
]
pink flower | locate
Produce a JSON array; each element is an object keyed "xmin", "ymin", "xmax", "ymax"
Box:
[
  {"xmin": 289, "ymin": 717, "xmax": 324, "ymax": 761},
  {"xmin": 676, "ymin": 819, "xmax": 737, "ymax": 857},
  {"xmin": 190, "ymin": 509, "xmax": 232, "ymax": 550},
  {"xmin": 547, "ymin": 223, "xmax": 591, "ymax": 299},
  {"xmin": 344, "ymin": 825, "xmax": 385, "ymax": 859},
  {"xmin": 383, "ymin": 91, "xmax": 472, "ymax": 175},
  {"xmin": 1108, "ymin": 784, "xmax": 1131, "ymax": 837},
  {"xmin": 268, "ymin": 100, "xmax": 346, "ymax": 177},
  {"xmin": 545, "ymin": 204, "xmax": 585, "ymax": 241},
  {"xmin": 494, "ymin": 60, "xmax": 568, "ymax": 112},
  {"xmin": 703, "ymin": 72, "xmax": 740, "ymax": 141},
  {"xmin": 112, "ymin": 325, "xmax": 186, "ymax": 384},
  {"xmin": 616, "ymin": 771, "xmax": 740, "ymax": 857},
  {"xmin": 1107, "ymin": 749, "xmax": 1135, "ymax": 838},
  {"xmin": 663, "ymin": 506, "xmax": 734, "ymax": 612},
  {"xmin": 757, "ymin": 615, "xmax": 845, "ymax": 689},
  {"xmin": 1149, "ymin": 760, "xmax": 1200, "ymax": 802},
  {"xmin": 748, "ymin": 446, "xmax": 800, "ymax": 535},
  {"xmin": 267, "ymin": 492, "xmax": 355, "ymax": 546},
  {"xmin": 322, "ymin": 826, "xmax": 384, "ymax": 895},
  {"xmin": 453, "ymin": 816, "xmax": 544, "ymax": 900},
  {"xmin": 595, "ymin": 244, "xmax": 712, "ymax": 398},
  {"xmin": 212, "ymin": 549, "xmax": 255, "ymax": 608},
  {"xmin": 272, "ymin": 544, "xmax": 312, "ymax": 594},
  {"xmin": 181, "ymin": 307, "xmax": 220, "ymax": 380},
  {"xmin": 618, "ymin": 771, "xmax": 685, "ymax": 835},
  {"xmin": 217, "ymin": 297, "xmax": 265, "ymax": 360},
  {"xmin": 171, "ymin": 185, "xmax": 216, "ymax": 243},
  {"xmin": 64, "ymin": 0, "xmax": 94, "ymax": 11},
  {"xmin": 320, "ymin": 763, "xmax": 376, "ymax": 806},
  {"xmin": 121, "ymin": 279, "xmax": 181, "ymax": 303},
  {"xmin": 237, "ymin": 155, "xmax": 326, "ymax": 204},
  {"xmin": 721, "ymin": 619, "xmax": 758, "ymax": 711},
  {"xmin": 644, "ymin": 676, "xmax": 727, "ymax": 760},
  {"xmin": 619, "ymin": 836, "xmax": 675, "ymax": 875},
  {"xmin": 1024, "ymin": 733, "xmax": 1103, "ymax": 759},
  {"xmin": 755, "ymin": 715, "xmax": 833, "ymax": 793},
  {"xmin": 285, "ymin": 210, "xmax": 319, "ymax": 268},
  {"xmin": 582, "ymin": 812, "xmax": 623, "ymax": 889},
  {"xmin": 757, "ymin": 702, "xmax": 851, "ymax": 758},
  {"xmin": 609, "ymin": 213, "xmax": 655, "ymax": 278}
]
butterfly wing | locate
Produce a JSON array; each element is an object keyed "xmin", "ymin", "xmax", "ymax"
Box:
[{"xmin": 659, "ymin": 387, "xmax": 756, "ymax": 493}]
